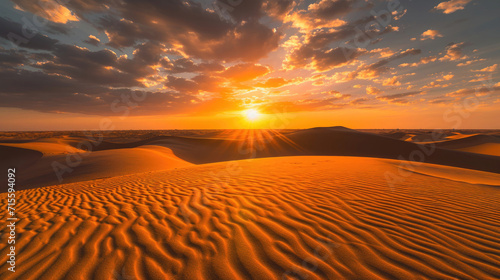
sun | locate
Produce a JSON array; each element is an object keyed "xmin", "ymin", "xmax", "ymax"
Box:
[{"xmin": 244, "ymin": 109, "xmax": 260, "ymax": 121}]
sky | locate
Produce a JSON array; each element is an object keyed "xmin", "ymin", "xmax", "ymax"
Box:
[{"xmin": 0, "ymin": 0, "xmax": 499, "ymax": 130}]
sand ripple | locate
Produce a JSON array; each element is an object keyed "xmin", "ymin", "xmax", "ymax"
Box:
[{"xmin": 1, "ymin": 156, "xmax": 499, "ymax": 280}]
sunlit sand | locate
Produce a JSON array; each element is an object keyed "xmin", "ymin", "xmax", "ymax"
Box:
[{"xmin": 1, "ymin": 128, "xmax": 499, "ymax": 279}]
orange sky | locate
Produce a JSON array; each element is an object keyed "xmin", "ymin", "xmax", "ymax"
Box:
[{"xmin": 0, "ymin": 0, "xmax": 499, "ymax": 130}]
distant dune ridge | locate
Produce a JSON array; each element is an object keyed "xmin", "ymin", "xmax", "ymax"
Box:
[{"xmin": 0, "ymin": 128, "xmax": 499, "ymax": 279}]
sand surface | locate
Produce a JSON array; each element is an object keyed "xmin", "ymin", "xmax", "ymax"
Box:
[
  {"xmin": 0, "ymin": 128, "xmax": 499, "ymax": 279},
  {"xmin": 0, "ymin": 156, "xmax": 499, "ymax": 280}
]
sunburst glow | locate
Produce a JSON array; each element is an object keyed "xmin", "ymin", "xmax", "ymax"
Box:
[{"xmin": 244, "ymin": 109, "xmax": 260, "ymax": 121}]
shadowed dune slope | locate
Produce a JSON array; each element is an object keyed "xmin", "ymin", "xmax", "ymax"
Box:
[
  {"xmin": 1, "ymin": 145, "xmax": 192, "ymax": 190},
  {"xmin": 0, "ymin": 156, "xmax": 499, "ymax": 280},
  {"xmin": 0, "ymin": 145, "xmax": 42, "ymax": 171}
]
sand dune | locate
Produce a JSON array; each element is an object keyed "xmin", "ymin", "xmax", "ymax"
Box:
[
  {"xmin": 6, "ymin": 145, "xmax": 192, "ymax": 190},
  {"xmin": 0, "ymin": 156, "xmax": 499, "ymax": 280},
  {"xmin": 0, "ymin": 139, "xmax": 85, "ymax": 155},
  {"xmin": 2, "ymin": 127, "xmax": 500, "ymax": 190},
  {"xmin": 0, "ymin": 145, "xmax": 42, "ymax": 173},
  {"xmin": 458, "ymin": 143, "xmax": 500, "ymax": 157},
  {"xmin": 421, "ymin": 134, "xmax": 500, "ymax": 157}
]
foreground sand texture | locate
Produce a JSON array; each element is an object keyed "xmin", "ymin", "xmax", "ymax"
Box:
[
  {"xmin": 1, "ymin": 156, "xmax": 500, "ymax": 280},
  {"xmin": 0, "ymin": 128, "xmax": 499, "ymax": 279}
]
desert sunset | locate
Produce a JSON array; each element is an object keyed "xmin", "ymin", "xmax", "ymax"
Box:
[{"xmin": 1, "ymin": 0, "xmax": 500, "ymax": 279}]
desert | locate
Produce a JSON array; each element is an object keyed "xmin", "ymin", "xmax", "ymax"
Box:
[
  {"xmin": 1, "ymin": 0, "xmax": 500, "ymax": 279},
  {"xmin": 1, "ymin": 128, "xmax": 499, "ymax": 280}
]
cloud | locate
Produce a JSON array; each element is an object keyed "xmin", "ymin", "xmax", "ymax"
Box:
[
  {"xmin": 164, "ymin": 63, "xmax": 271, "ymax": 95},
  {"xmin": 350, "ymin": 97, "xmax": 368, "ymax": 105},
  {"xmin": 93, "ymin": 0, "xmax": 282, "ymax": 62},
  {"xmin": 0, "ymin": 17, "xmax": 59, "ymax": 50},
  {"xmin": 221, "ymin": 63, "xmax": 270, "ymax": 82},
  {"xmin": 287, "ymin": 0, "xmax": 362, "ymax": 30},
  {"xmin": 439, "ymin": 74, "xmax": 454, "ymax": 81},
  {"xmin": 283, "ymin": 13, "xmax": 402, "ymax": 72},
  {"xmin": 24, "ymin": 41, "xmax": 172, "ymax": 89},
  {"xmin": 165, "ymin": 76, "xmax": 199, "ymax": 94},
  {"xmin": 434, "ymin": 0, "xmax": 473, "ymax": 14},
  {"xmin": 0, "ymin": 48, "xmax": 29, "ymax": 68},
  {"xmin": 165, "ymin": 73, "xmax": 229, "ymax": 95},
  {"xmin": 370, "ymin": 48, "xmax": 395, "ymax": 58},
  {"xmin": 256, "ymin": 77, "xmax": 292, "ymax": 88},
  {"xmin": 13, "ymin": 0, "xmax": 79, "ymax": 23},
  {"xmin": 377, "ymin": 91, "xmax": 424, "ymax": 104},
  {"xmin": 446, "ymin": 86, "xmax": 500, "ymax": 97},
  {"xmin": 161, "ymin": 58, "xmax": 225, "ymax": 74},
  {"xmin": 258, "ymin": 91, "xmax": 354, "ymax": 114},
  {"xmin": 303, "ymin": 16, "xmax": 399, "ymax": 50},
  {"xmin": 468, "ymin": 73, "xmax": 492, "ymax": 83},
  {"xmin": 422, "ymin": 81, "xmax": 451, "ymax": 89},
  {"xmin": 0, "ymin": 65, "xmax": 244, "ymax": 116},
  {"xmin": 84, "ymin": 35, "xmax": 100, "ymax": 46},
  {"xmin": 439, "ymin": 42, "xmax": 467, "ymax": 61},
  {"xmin": 263, "ymin": 0, "xmax": 296, "ymax": 19},
  {"xmin": 0, "ymin": 0, "xmax": 495, "ymax": 119},
  {"xmin": 0, "ymin": 67, "xmax": 165, "ymax": 115},
  {"xmin": 259, "ymin": 99, "xmax": 344, "ymax": 114},
  {"xmin": 348, "ymin": 48, "xmax": 421, "ymax": 80},
  {"xmin": 399, "ymin": 56, "xmax": 437, "ymax": 67},
  {"xmin": 174, "ymin": 21, "xmax": 283, "ymax": 62},
  {"xmin": 285, "ymin": 44, "xmax": 366, "ymax": 72},
  {"xmin": 392, "ymin": 8, "xmax": 407, "ymax": 20},
  {"xmin": 323, "ymin": 90, "xmax": 351, "ymax": 99},
  {"xmin": 457, "ymin": 58, "xmax": 485, "ymax": 66},
  {"xmin": 366, "ymin": 86, "xmax": 381, "ymax": 95},
  {"xmin": 472, "ymin": 64, "xmax": 498, "ymax": 72},
  {"xmin": 420, "ymin": 29, "xmax": 443, "ymax": 40},
  {"xmin": 382, "ymin": 76, "xmax": 401, "ymax": 86}
]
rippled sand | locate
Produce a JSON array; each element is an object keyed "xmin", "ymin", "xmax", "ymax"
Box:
[{"xmin": 1, "ymin": 156, "xmax": 499, "ymax": 280}]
